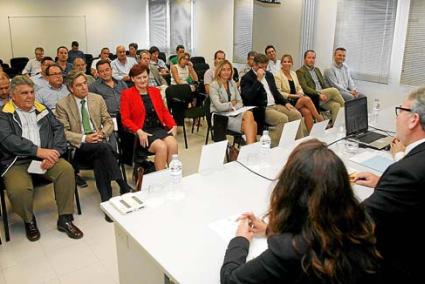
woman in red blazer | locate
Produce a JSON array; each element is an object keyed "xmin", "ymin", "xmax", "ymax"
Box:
[{"xmin": 121, "ymin": 64, "xmax": 178, "ymax": 170}]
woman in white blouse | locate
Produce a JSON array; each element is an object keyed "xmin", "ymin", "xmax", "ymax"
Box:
[
  {"xmin": 209, "ymin": 60, "xmax": 257, "ymax": 144},
  {"xmin": 274, "ymin": 54, "xmax": 324, "ymax": 131}
]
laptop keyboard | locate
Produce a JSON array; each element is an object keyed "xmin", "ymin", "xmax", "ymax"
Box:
[{"xmin": 357, "ymin": 131, "xmax": 386, "ymax": 143}]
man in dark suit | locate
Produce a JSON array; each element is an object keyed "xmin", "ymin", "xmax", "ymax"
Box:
[
  {"xmin": 355, "ymin": 88, "xmax": 425, "ymax": 282},
  {"xmin": 55, "ymin": 70, "xmax": 131, "ymax": 222},
  {"xmin": 240, "ymin": 53, "xmax": 307, "ymax": 147}
]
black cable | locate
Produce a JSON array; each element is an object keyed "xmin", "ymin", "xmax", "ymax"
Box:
[
  {"xmin": 235, "ymin": 160, "xmax": 277, "ymax": 181},
  {"xmin": 326, "ymin": 136, "xmax": 347, "ymax": 147},
  {"xmin": 368, "ymin": 125, "xmax": 396, "ymax": 136}
]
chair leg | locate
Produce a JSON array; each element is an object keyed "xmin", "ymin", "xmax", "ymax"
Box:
[
  {"xmin": 205, "ymin": 126, "xmax": 210, "ymax": 145},
  {"xmin": 196, "ymin": 117, "xmax": 201, "ymax": 132},
  {"xmin": 183, "ymin": 124, "xmax": 188, "ymax": 149},
  {"xmin": 191, "ymin": 118, "xmax": 195, "ymax": 133},
  {"xmin": 1, "ymin": 190, "xmax": 10, "ymax": 241},
  {"xmin": 74, "ymin": 184, "xmax": 82, "ymax": 215},
  {"xmin": 120, "ymin": 162, "xmax": 127, "ymax": 183}
]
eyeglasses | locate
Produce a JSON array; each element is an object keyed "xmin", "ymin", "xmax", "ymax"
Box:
[{"xmin": 395, "ymin": 106, "xmax": 412, "ymax": 116}]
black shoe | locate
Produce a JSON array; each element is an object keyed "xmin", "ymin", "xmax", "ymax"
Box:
[
  {"xmin": 24, "ymin": 218, "xmax": 40, "ymax": 242},
  {"xmin": 75, "ymin": 175, "xmax": 88, "ymax": 188},
  {"xmin": 57, "ymin": 216, "xmax": 83, "ymax": 239}
]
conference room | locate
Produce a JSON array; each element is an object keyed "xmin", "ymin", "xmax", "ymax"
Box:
[{"xmin": 0, "ymin": 0, "xmax": 424, "ymax": 283}]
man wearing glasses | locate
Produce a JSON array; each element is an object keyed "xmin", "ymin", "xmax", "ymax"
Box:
[
  {"xmin": 35, "ymin": 64, "xmax": 69, "ymax": 111},
  {"xmin": 354, "ymin": 88, "xmax": 425, "ymax": 282}
]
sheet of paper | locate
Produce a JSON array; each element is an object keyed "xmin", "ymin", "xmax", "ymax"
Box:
[
  {"xmin": 278, "ymin": 119, "xmax": 301, "ymax": 148},
  {"xmin": 350, "ymin": 151, "xmax": 394, "ymax": 173},
  {"xmin": 198, "ymin": 140, "xmax": 228, "ymax": 174},
  {"xmin": 209, "ymin": 215, "xmax": 268, "ymax": 261},
  {"xmin": 27, "ymin": 160, "xmax": 46, "ymax": 174},
  {"xmin": 222, "ymin": 106, "xmax": 256, "ymax": 117},
  {"xmin": 309, "ymin": 119, "xmax": 330, "ymax": 138}
]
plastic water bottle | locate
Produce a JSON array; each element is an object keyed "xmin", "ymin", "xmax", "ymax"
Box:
[
  {"xmin": 169, "ymin": 154, "xmax": 182, "ymax": 185},
  {"xmin": 259, "ymin": 130, "xmax": 271, "ymax": 164},
  {"xmin": 371, "ymin": 98, "xmax": 381, "ymax": 125},
  {"xmin": 336, "ymin": 126, "xmax": 346, "ymax": 153}
]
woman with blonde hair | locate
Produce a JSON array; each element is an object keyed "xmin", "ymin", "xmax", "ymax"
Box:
[
  {"xmin": 275, "ymin": 54, "xmax": 324, "ymax": 131},
  {"xmin": 209, "ymin": 60, "xmax": 257, "ymax": 144},
  {"xmin": 221, "ymin": 139, "xmax": 382, "ymax": 283}
]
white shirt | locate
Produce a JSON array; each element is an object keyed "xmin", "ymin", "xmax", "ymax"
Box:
[
  {"xmin": 111, "ymin": 57, "xmax": 138, "ymax": 80},
  {"xmin": 15, "ymin": 105, "xmax": 41, "ymax": 147},
  {"xmin": 22, "ymin": 58, "xmax": 41, "ymax": 76},
  {"xmin": 253, "ymin": 69, "xmax": 275, "ymax": 106},
  {"xmin": 267, "ymin": 59, "xmax": 281, "ymax": 75},
  {"xmin": 73, "ymin": 96, "xmax": 95, "ymax": 143},
  {"xmin": 394, "ymin": 138, "xmax": 425, "ymax": 161}
]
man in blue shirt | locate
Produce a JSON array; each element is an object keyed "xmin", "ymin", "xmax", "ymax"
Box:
[{"xmin": 68, "ymin": 41, "xmax": 85, "ymax": 64}]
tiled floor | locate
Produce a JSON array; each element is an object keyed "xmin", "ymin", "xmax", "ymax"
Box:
[{"xmin": 0, "ymin": 120, "xmax": 211, "ymax": 284}]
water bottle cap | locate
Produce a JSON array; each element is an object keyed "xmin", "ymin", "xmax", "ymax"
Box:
[
  {"xmin": 172, "ymin": 154, "xmax": 178, "ymax": 159},
  {"xmin": 263, "ymin": 130, "xmax": 269, "ymax": 135}
]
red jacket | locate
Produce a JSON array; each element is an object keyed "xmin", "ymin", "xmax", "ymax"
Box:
[{"xmin": 120, "ymin": 86, "xmax": 176, "ymax": 133}]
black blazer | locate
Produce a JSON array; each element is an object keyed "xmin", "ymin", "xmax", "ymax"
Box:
[
  {"xmin": 221, "ymin": 234, "xmax": 380, "ymax": 284},
  {"xmin": 240, "ymin": 70, "xmax": 288, "ymax": 132},
  {"xmin": 363, "ymin": 141, "xmax": 425, "ymax": 282}
]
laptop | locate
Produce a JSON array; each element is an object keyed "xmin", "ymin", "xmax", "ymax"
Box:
[{"xmin": 345, "ymin": 97, "xmax": 392, "ymax": 150}]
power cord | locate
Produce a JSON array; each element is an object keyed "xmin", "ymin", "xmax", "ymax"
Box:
[{"xmin": 235, "ymin": 160, "xmax": 278, "ymax": 182}]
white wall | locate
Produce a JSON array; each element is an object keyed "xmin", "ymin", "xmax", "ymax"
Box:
[
  {"xmin": 252, "ymin": 0, "xmax": 302, "ymax": 67},
  {"xmin": 193, "ymin": 0, "xmax": 234, "ymax": 66},
  {"xmin": 0, "ymin": 0, "xmax": 148, "ymax": 63}
]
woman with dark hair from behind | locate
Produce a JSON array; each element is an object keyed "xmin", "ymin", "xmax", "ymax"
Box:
[{"xmin": 221, "ymin": 139, "xmax": 382, "ymax": 284}]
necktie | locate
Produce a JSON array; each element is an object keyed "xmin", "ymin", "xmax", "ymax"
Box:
[{"xmin": 80, "ymin": 100, "xmax": 93, "ymax": 134}]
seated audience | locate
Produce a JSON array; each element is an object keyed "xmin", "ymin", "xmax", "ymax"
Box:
[
  {"xmin": 128, "ymin": 42, "xmax": 140, "ymax": 62},
  {"xmin": 56, "ymin": 46, "xmax": 73, "ymax": 75},
  {"xmin": 67, "ymin": 41, "xmax": 85, "ymax": 64},
  {"xmin": 297, "ymin": 50, "xmax": 345, "ymax": 124},
  {"xmin": 36, "ymin": 64, "xmax": 69, "ymax": 111},
  {"xmin": 275, "ymin": 54, "xmax": 324, "ymax": 131},
  {"xmin": 139, "ymin": 50, "xmax": 168, "ymax": 88},
  {"xmin": 170, "ymin": 44, "xmax": 185, "ymax": 65},
  {"xmin": 55, "ymin": 71, "xmax": 131, "ymax": 222},
  {"xmin": 111, "ymin": 45, "xmax": 138, "ymax": 83},
  {"xmin": 210, "ymin": 60, "xmax": 257, "ymax": 144},
  {"xmin": 324, "ymin": 47, "xmax": 365, "ymax": 101},
  {"xmin": 73, "ymin": 57, "xmax": 95, "ymax": 85},
  {"xmin": 354, "ymin": 88, "xmax": 425, "ymax": 282},
  {"xmin": 238, "ymin": 51, "xmax": 257, "ymax": 79},
  {"xmin": 31, "ymin": 56, "xmax": 54, "ymax": 91},
  {"xmin": 22, "ymin": 47, "xmax": 44, "ymax": 76},
  {"xmin": 0, "ymin": 72, "xmax": 10, "ymax": 108},
  {"xmin": 89, "ymin": 59, "xmax": 127, "ymax": 117},
  {"xmin": 240, "ymin": 53, "xmax": 307, "ymax": 147},
  {"xmin": 149, "ymin": 46, "xmax": 169, "ymax": 76},
  {"xmin": 91, "ymin": 47, "xmax": 110, "ymax": 78},
  {"xmin": 265, "ymin": 45, "xmax": 281, "ymax": 75},
  {"xmin": 121, "ymin": 64, "xmax": 178, "ymax": 170},
  {"xmin": 204, "ymin": 50, "xmax": 226, "ymax": 94},
  {"xmin": 0, "ymin": 76, "xmax": 83, "ymax": 241},
  {"xmin": 171, "ymin": 53, "xmax": 198, "ymax": 85},
  {"xmin": 221, "ymin": 139, "xmax": 382, "ymax": 283}
]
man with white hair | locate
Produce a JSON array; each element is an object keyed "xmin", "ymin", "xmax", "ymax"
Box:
[
  {"xmin": 111, "ymin": 45, "xmax": 137, "ymax": 83},
  {"xmin": 22, "ymin": 47, "xmax": 44, "ymax": 76},
  {"xmin": 355, "ymin": 88, "xmax": 425, "ymax": 282}
]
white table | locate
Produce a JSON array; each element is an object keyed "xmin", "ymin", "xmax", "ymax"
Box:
[
  {"xmin": 101, "ymin": 162, "xmax": 273, "ymax": 284},
  {"xmin": 101, "ymin": 108, "xmax": 395, "ymax": 284}
]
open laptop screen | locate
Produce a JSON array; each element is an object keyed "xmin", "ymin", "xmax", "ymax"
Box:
[{"xmin": 345, "ymin": 97, "xmax": 369, "ymax": 136}]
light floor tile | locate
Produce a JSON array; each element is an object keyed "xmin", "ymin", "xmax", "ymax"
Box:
[
  {"xmin": 2, "ymin": 254, "xmax": 57, "ymax": 284},
  {"xmin": 58, "ymin": 262, "xmax": 117, "ymax": 284}
]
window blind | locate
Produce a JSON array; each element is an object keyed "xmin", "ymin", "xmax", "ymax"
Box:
[
  {"xmin": 233, "ymin": 0, "xmax": 254, "ymax": 64},
  {"xmin": 149, "ymin": 0, "xmax": 168, "ymax": 52},
  {"xmin": 170, "ymin": 0, "xmax": 192, "ymax": 53},
  {"xmin": 334, "ymin": 0, "xmax": 398, "ymax": 84},
  {"xmin": 400, "ymin": 0, "xmax": 425, "ymax": 86}
]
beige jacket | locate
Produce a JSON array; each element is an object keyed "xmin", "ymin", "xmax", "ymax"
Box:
[
  {"xmin": 55, "ymin": 92, "xmax": 113, "ymax": 147},
  {"xmin": 274, "ymin": 69, "xmax": 304, "ymax": 99}
]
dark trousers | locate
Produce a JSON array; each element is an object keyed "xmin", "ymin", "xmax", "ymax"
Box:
[{"xmin": 74, "ymin": 142, "xmax": 122, "ymax": 202}]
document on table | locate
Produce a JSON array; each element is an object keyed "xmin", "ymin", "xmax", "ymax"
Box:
[
  {"xmin": 209, "ymin": 215, "xmax": 268, "ymax": 261},
  {"xmin": 350, "ymin": 151, "xmax": 394, "ymax": 173},
  {"xmin": 221, "ymin": 106, "xmax": 256, "ymax": 117}
]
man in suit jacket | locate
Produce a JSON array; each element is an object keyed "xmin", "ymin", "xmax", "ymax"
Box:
[
  {"xmin": 354, "ymin": 88, "xmax": 425, "ymax": 282},
  {"xmin": 296, "ymin": 50, "xmax": 344, "ymax": 124},
  {"xmin": 55, "ymin": 71, "xmax": 131, "ymax": 221},
  {"xmin": 240, "ymin": 53, "xmax": 307, "ymax": 147}
]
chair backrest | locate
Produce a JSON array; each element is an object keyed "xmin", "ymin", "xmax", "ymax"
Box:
[
  {"xmin": 233, "ymin": 67, "xmax": 239, "ymax": 82},
  {"xmin": 158, "ymin": 52, "xmax": 167, "ymax": 63},
  {"xmin": 190, "ymin": 56, "xmax": 206, "ymax": 65},
  {"xmin": 10, "ymin": 57, "xmax": 29, "ymax": 73},
  {"xmin": 165, "ymin": 84, "xmax": 192, "ymax": 126},
  {"xmin": 84, "ymin": 54, "xmax": 94, "ymax": 74},
  {"xmin": 204, "ymin": 96, "xmax": 213, "ymax": 129},
  {"xmin": 109, "ymin": 53, "xmax": 117, "ymax": 60}
]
